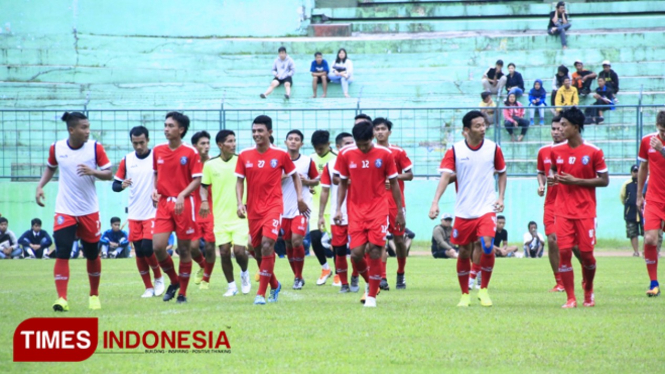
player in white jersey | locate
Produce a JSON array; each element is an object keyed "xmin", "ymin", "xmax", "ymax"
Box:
[
  {"xmin": 113, "ymin": 126, "xmax": 165, "ymax": 298},
  {"xmin": 429, "ymin": 110, "xmax": 507, "ymax": 307},
  {"xmin": 319, "ymin": 132, "xmax": 356, "ymax": 293},
  {"xmin": 35, "ymin": 112, "xmax": 113, "ymax": 312},
  {"xmin": 281, "ymin": 130, "xmax": 319, "ymax": 290}
]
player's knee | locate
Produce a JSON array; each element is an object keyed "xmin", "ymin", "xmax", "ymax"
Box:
[
  {"xmin": 232, "ymin": 246, "xmax": 246, "ymax": 258},
  {"xmin": 81, "ymin": 241, "xmax": 99, "ymax": 261},
  {"xmin": 645, "ymin": 233, "xmax": 659, "ymax": 246},
  {"xmin": 141, "ymin": 240, "xmax": 154, "ymax": 257},
  {"xmin": 291, "ymin": 236, "xmax": 303, "ymax": 248},
  {"xmin": 55, "ymin": 247, "xmax": 71, "ymax": 260}
]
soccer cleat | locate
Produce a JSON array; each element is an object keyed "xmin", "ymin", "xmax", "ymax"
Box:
[
  {"xmin": 141, "ymin": 288, "xmax": 155, "ymax": 298},
  {"xmin": 478, "ymin": 288, "xmax": 493, "ymax": 307},
  {"xmin": 332, "ymin": 274, "xmax": 341, "ymax": 287},
  {"xmin": 317, "ymin": 269, "xmax": 332, "ymax": 285},
  {"xmin": 583, "ymin": 292, "xmax": 595, "ymax": 307},
  {"xmin": 364, "ymin": 296, "xmax": 377, "ymax": 308},
  {"xmin": 199, "ymin": 280, "xmax": 209, "ymax": 290},
  {"xmin": 339, "ymin": 284, "xmax": 350, "ymax": 293},
  {"xmin": 549, "ymin": 284, "xmax": 565, "ymax": 292},
  {"xmin": 163, "ymin": 283, "xmax": 180, "ymax": 302},
  {"xmin": 360, "ymin": 284, "xmax": 368, "ymax": 304},
  {"xmin": 194, "ymin": 268, "xmax": 204, "ymax": 285},
  {"xmin": 647, "ymin": 286, "xmax": 661, "ymax": 297},
  {"xmin": 562, "ymin": 299, "xmax": 577, "ymax": 308},
  {"xmin": 241, "ymin": 272, "xmax": 251, "ymax": 294},
  {"xmin": 268, "ymin": 282, "xmax": 282, "ymax": 303},
  {"xmin": 457, "ymin": 293, "xmax": 471, "ymax": 307},
  {"xmin": 254, "ymin": 271, "xmax": 260, "ymax": 282},
  {"xmin": 154, "ymin": 277, "xmax": 165, "ymax": 297},
  {"xmin": 176, "ymin": 295, "xmax": 187, "ymax": 304},
  {"xmin": 350, "ymin": 276, "xmax": 360, "ymax": 293},
  {"xmin": 293, "ymin": 278, "xmax": 303, "ymax": 290},
  {"xmin": 396, "ymin": 273, "xmax": 406, "ymax": 290},
  {"xmin": 254, "ymin": 295, "xmax": 266, "ymax": 305},
  {"xmin": 52, "ymin": 297, "xmax": 69, "ymax": 312},
  {"xmin": 380, "ymin": 278, "xmax": 390, "ymax": 291},
  {"xmin": 223, "ymin": 288, "xmax": 238, "ymax": 297},
  {"xmin": 89, "ymin": 295, "xmax": 101, "ymax": 310}
]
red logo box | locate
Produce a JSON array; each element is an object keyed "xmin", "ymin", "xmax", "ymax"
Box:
[{"xmin": 13, "ymin": 318, "xmax": 98, "ymax": 362}]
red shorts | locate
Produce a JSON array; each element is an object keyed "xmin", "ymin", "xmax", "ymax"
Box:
[
  {"xmin": 198, "ymin": 219, "xmax": 216, "ymax": 243},
  {"xmin": 643, "ymin": 200, "xmax": 665, "ymax": 232},
  {"xmin": 128, "ymin": 219, "xmax": 154, "ymax": 242},
  {"xmin": 331, "ymin": 224, "xmax": 349, "ymax": 247},
  {"xmin": 543, "ymin": 206, "xmax": 556, "ymax": 236},
  {"xmin": 281, "ymin": 215, "xmax": 308, "ymax": 241},
  {"xmin": 154, "ymin": 196, "xmax": 200, "ymax": 240},
  {"xmin": 451, "ymin": 212, "xmax": 497, "ymax": 246},
  {"xmin": 555, "ymin": 216, "xmax": 596, "ymax": 252},
  {"xmin": 53, "ymin": 212, "xmax": 101, "ymax": 243},
  {"xmin": 249, "ymin": 213, "xmax": 281, "ymax": 249},
  {"xmin": 349, "ymin": 214, "xmax": 388, "ymax": 249},
  {"xmin": 388, "ymin": 207, "xmax": 405, "ymax": 236}
]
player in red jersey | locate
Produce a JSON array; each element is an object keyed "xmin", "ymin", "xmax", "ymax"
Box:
[
  {"xmin": 35, "ymin": 112, "xmax": 113, "ymax": 311},
  {"xmin": 372, "ymin": 117, "xmax": 413, "ymax": 290},
  {"xmin": 636, "ymin": 110, "xmax": 665, "ymax": 297},
  {"xmin": 152, "ymin": 112, "xmax": 203, "ymax": 304},
  {"xmin": 113, "ymin": 126, "xmax": 165, "ymax": 298},
  {"xmin": 429, "ymin": 110, "xmax": 507, "ymax": 307},
  {"xmin": 335, "ymin": 120, "xmax": 404, "ymax": 308},
  {"xmin": 235, "ymin": 115, "xmax": 308, "ymax": 305},
  {"xmin": 548, "ymin": 107, "xmax": 609, "ymax": 308}
]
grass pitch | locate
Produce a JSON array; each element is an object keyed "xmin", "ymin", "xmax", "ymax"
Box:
[{"xmin": 1, "ymin": 253, "xmax": 662, "ymax": 373}]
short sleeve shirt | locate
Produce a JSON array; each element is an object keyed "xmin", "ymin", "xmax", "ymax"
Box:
[
  {"xmin": 536, "ymin": 144, "xmax": 558, "ymax": 207},
  {"xmin": 638, "ymin": 133, "xmax": 665, "ymax": 204},
  {"xmin": 202, "ymin": 155, "xmax": 246, "ymax": 226},
  {"xmin": 386, "ymin": 145, "xmax": 413, "ymax": 209}
]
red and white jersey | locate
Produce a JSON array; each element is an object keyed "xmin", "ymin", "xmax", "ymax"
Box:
[
  {"xmin": 47, "ymin": 139, "xmax": 111, "ymax": 216},
  {"xmin": 235, "ymin": 145, "xmax": 297, "ymax": 220},
  {"xmin": 551, "ymin": 140, "xmax": 608, "ymax": 219},
  {"xmin": 385, "ymin": 145, "xmax": 413, "ymax": 209},
  {"xmin": 638, "ymin": 133, "xmax": 665, "ymax": 204},
  {"xmin": 536, "ymin": 143, "xmax": 558, "ymax": 207},
  {"xmin": 335, "ymin": 144, "xmax": 398, "ymax": 221},
  {"xmin": 438, "ymin": 139, "xmax": 506, "ymax": 219},
  {"xmin": 282, "ymin": 154, "xmax": 318, "ymax": 219},
  {"xmin": 320, "ymin": 159, "xmax": 348, "ymax": 225},
  {"xmin": 115, "ymin": 150, "xmax": 156, "ymax": 220},
  {"xmin": 153, "ymin": 143, "xmax": 202, "ymax": 198}
]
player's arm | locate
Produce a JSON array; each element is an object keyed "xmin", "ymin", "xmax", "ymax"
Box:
[
  {"xmin": 537, "ymin": 172, "xmax": 546, "ymax": 196},
  {"xmin": 199, "ymin": 184, "xmax": 210, "ymax": 218},
  {"xmin": 429, "ymin": 172, "xmax": 452, "ymax": 219},
  {"xmin": 398, "ymin": 168, "xmax": 414, "ymax": 181},
  {"xmin": 174, "ymin": 177, "xmax": 201, "ymax": 215},
  {"xmin": 291, "ymin": 172, "xmax": 310, "ymax": 217},
  {"xmin": 35, "ymin": 166, "xmax": 56, "ymax": 207},
  {"xmin": 636, "ymin": 161, "xmax": 648, "ymax": 210},
  {"xmin": 389, "ymin": 177, "xmax": 406, "ymax": 228},
  {"xmin": 236, "ymin": 177, "xmax": 247, "ymax": 219},
  {"xmin": 319, "ymin": 186, "xmax": 330, "ymax": 231},
  {"xmin": 334, "ymin": 179, "xmax": 348, "ymax": 225},
  {"xmin": 495, "ymin": 171, "xmax": 507, "ymax": 212},
  {"xmin": 557, "ymin": 171, "xmax": 609, "ymax": 187}
]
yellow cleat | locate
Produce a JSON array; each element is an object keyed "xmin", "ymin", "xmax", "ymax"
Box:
[
  {"xmin": 53, "ymin": 297, "xmax": 69, "ymax": 312},
  {"xmin": 478, "ymin": 288, "xmax": 493, "ymax": 307},
  {"xmin": 254, "ymin": 271, "xmax": 261, "ymax": 282},
  {"xmin": 89, "ymin": 295, "xmax": 101, "ymax": 310},
  {"xmin": 199, "ymin": 280, "xmax": 209, "ymax": 290},
  {"xmin": 194, "ymin": 268, "xmax": 204, "ymax": 285},
  {"xmin": 647, "ymin": 286, "xmax": 660, "ymax": 297},
  {"xmin": 457, "ymin": 293, "xmax": 470, "ymax": 307}
]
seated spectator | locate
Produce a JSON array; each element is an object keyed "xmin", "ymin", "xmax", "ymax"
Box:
[
  {"xmin": 260, "ymin": 46, "xmax": 295, "ymax": 100},
  {"xmin": 18, "ymin": 218, "xmax": 53, "ymax": 259},
  {"xmin": 310, "ymin": 52, "xmax": 329, "ymax": 98},
  {"xmin": 523, "ymin": 221, "xmax": 545, "ymax": 258},
  {"xmin": 572, "ymin": 60, "xmax": 597, "ymax": 96},
  {"xmin": 431, "ymin": 214, "xmax": 458, "ymax": 259},
  {"xmin": 505, "ymin": 63, "xmax": 525, "ymax": 97},
  {"xmin": 70, "ymin": 238, "xmax": 82, "ymax": 259},
  {"xmin": 554, "ymin": 77, "xmax": 579, "ymax": 112},
  {"xmin": 0, "ymin": 217, "xmax": 20, "ymax": 259},
  {"xmin": 551, "ymin": 65, "xmax": 571, "ymax": 107},
  {"xmin": 481, "ymin": 60, "xmax": 507, "ymax": 95},
  {"xmin": 547, "ymin": 1, "xmax": 571, "ymax": 49},
  {"xmin": 166, "ymin": 232, "xmax": 176, "ymax": 257},
  {"xmin": 598, "ymin": 60, "xmax": 619, "ymax": 93},
  {"xmin": 386, "ymin": 228, "xmax": 415, "ymax": 257},
  {"xmin": 100, "ymin": 217, "xmax": 130, "ymax": 259},
  {"xmin": 329, "ymin": 48, "xmax": 354, "ymax": 98},
  {"xmin": 479, "ymin": 92, "xmax": 497, "ymax": 124},
  {"xmin": 587, "ymin": 77, "xmax": 615, "ymax": 124},
  {"xmin": 503, "ymin": 93, "xmax": 530, "ymax": 142},
  {"xmin": 528, "ymin": 79, "xmax": 547, "ymax": 125},
  {"xmin": 495, "ymin": 215, "xmax": 519, "ymax": 257}
]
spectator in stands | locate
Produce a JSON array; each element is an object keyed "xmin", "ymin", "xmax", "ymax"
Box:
[
  {"xmin": 572, "ymin": 60, "xmax": 597, "ymax": 96},
  {"xmin": 18, "ymin": 218, "xmax": 52, "ymax": 259},
  {"xmin": 554, "ymin": 77, "xmax": 578, "ymax": 112},
  {"xmin": 329, "ymin": 48, "xmax": 354, "ymax": 98},
  {"xmin": 598, "ymin": 60, "xmax": 620, "ymax": 93},
  {"xmin": 310, "ymin": 51, "xmax": 329, "ymax": 98},
  {"xmin": 431, "ymin": 214, "xmax": 458, "ymax": 259},
  {"xmin": 528, "ymin": 79, "xmax": 547, "ymax": 125},
  {"xmin": 588, "ymin": 76, "xmax": 616, "ymax": 124},
  {"xmin": 100, "ymin": 217, "xmax": 130, "ymax": 258},
  {"xmin": 551, "ymin": 65, "xmax": 571, "ymax": 108},
  {"xmin": 505, "ymin": 63, "xmax": 525, "ymax": 97},
  {"xmin": 621, "ymin": 165, "xmax": 642, "ymax": 257},
  {"xmin": 0, "ymin": 217, "xmax": 20, "ymax": 259},
  {"xmin": 548, "ymin": 1, "xmax": 571, "ymax": 49},
  {"xmin": 260, "ymin": 46, "xmax": 295, "ymax": 100},
  {"xmin": 503, "ymin": 93, "xmax": 530, "ymax": 142},
  {"xmin": 495, "ymin": 215, "xmax": 519, "ymax": 257},
  {"xmin": 523, "ymin": 221, "xmax": 545, "ymax": 258},
  {"xmin": 479, "ymin": 91, "xmax": 497, "ymax": 124},
  {"xmin": 482, "ymin": 60, "xmax": 507, "ymax": 95}
]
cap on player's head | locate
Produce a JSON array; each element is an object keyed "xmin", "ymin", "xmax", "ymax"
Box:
[
  {"xmin": 191, "ymin": 130, "xmax": 211, "ymax": 146},
  {"xmin": 110, "ymin": 217, "xmax": 121, "ymax": 225},
  {"xmin": 286, "ymin": 129, "xmax": 304, "ymax": 142},
  {"xmin": 311, "ymin": 130, "xmax": 330, "ymax": 146},
  {"xmin": 165, "ymin": 111, "xmax": 190, "ymax": 138},
  {"xmin": 61, "ymin": 111, "xmax": 88, "ymax": 128},
  {"xmin": 129, "ymin": 126, "xmax": 149, "ymax": 140},
  {"xmin": 253, "ymin": 115, "xmax": 273, "ymax": 131},
  {"xmin": 354, "ymin": 113, "xmax": 372, "ymax": 123},
  {"xmin": 216, "ymin": 129, "xmax": 235, "ymax": 144},
  {"xmin": 561, "ymin": 106, "xmax": 585, "ymax": 132},
  {"xmin": 335, "ymin": 132, "xmax": 353, "ymax": 147},
  {"xmin": 372, "ymin": 117, "xmax": 392, "ymax": 131},
  {"xmin": 657, "ymin": 110, "xmax": 665, "ymax": 129},
  {"xmin": 462, "ymin": 110, "xmax": 486, "ymax": 129},
  {"xmin": 352, "ymin": 120, "xmax": 374, "ymax": 142}
]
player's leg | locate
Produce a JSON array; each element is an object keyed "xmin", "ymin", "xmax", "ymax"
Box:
[
  {"xmin": 547, "ymin": 234, "xmax": 564, "ymax": 292},
  {"xmin": 282, "ymin": 218, "xmax": 296, "ymax": 277},
  {"xmin": 393, "ymin": 233, "xmax": 408, "ymax": 289},
  {"xmin": 364, "ymin": 242, "xmax": 384, "ymax": 307},
  {"xmin": 190, "ymin": 238, "xmax": 206, "ymax": 285},
  {"xmin": 175, "ymin": 237, "xmax": 193, "ymax": 303},
  {"xmin": 290, "ymin": 218, "xmax": 307, "ymax": 289},
  {"xmin": 199, "ymin": 221, "xmax": 217, "ymax": 289},
  {"xmin": 133, "ymin": 240, "xmax": 154, "ymax": 296},
  {"xmin": 255, "ymin": 216, "xmax": 281, "ymax": 304},
  {"xmin": 311, "ymin": 229, "xmax": 333, "ymax": 285},
  {"xmin": 456, "ymin": 243, "xmax": 474, "ymax": 307},
  {"xmin": 575, "ymin": 218, "xmax": 597, "ymax": 307},
  {"xmin": 140, "ymin": 237, "xmax": 163, "ymax": 296},
  {"xmin": 380, "ymin": 241, "xmax": 389, "ymax": 291},
  {"xmin": 52, "ymin": 219, "xmax": 77, "ymax": 311},
  {"xmin": 474, "ymin": 213, "xmax": 497, "ymax": 306},
  {"xmin": 77, "ymin": 213, "xmax": 103, "ymax": 310},
  {"xmin": 332, "ymin": 225, "xmax": 352, "ymax": 292},
  {"xmin": 556, "ymin": 216, "xmax": 577, "ymax": 307},
  {"xmin": 643, "ymin": 201, "xmax": 662, "ymax": 296},
  {"xmin": 233, "ymin": 243, "xmax": 251, "ymax": 295},
  {"xmin": 469, "ymin": 241, "xmax": 482, "ymax": 289},
  {"xmin": 219, "ymin": 242, "xmax": 236, "ymax": 296}
]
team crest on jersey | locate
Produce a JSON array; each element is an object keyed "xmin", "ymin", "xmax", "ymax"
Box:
[
  {"xmin": 270, "ymin": 159, "xmax": 278, "ymax": 168},
  {"xmin": 180, "ymin": 156, "xmax": 188, "ymax": 165},
  {"xmin": 452, "ymin": 229, "xmax": 458, "ymax": 238},
  {"xmin": 375, "ymin": 159, "xmax": 382, "ymax": 168},
  {"xmin": 582, "ymin": 155, "xmax": 590, "ymax": 165},
  {"xmin": 56, "ymin": 215, "xmax": 64, "ymax": 225}
]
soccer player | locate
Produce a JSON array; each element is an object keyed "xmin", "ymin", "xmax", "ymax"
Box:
[
  {"xmin": 35, "ymin": 111, "xmax": 112, "ymax": 311},
  {"xmin": 373, "ymin": 117, "xmax": 413, "ymax": 290},
  {"xmin": 335, "ymin": 120, "xmax": 404, "ymax": 308},
  {"xmin": 281, "ymin": 130, "xmax": 319, "ymax": 290},
  {"xmin": 429, "ymin": 110, "xmax": 507, "ymax": 307},
  {"xmin": 636, "ymin": 110, "xmax": 665, "ymax": 297},
  {"xmin": 190, "ymin": 131, "xmax": 217, "ymax": 290},
  {"xmin": 200, "ymin": 130, "xmax": 252, "ymax": 296},
  {"xmin": 113, "ymin": 126, "xmax": 165, "ymax": 298},
  {"xmin": 152, "ymin": 112, "xmax": 203, "ymax": 304},
  {"xmin": 235, "ymin": 115, "xmax": 308, "ymax": 305},
  {"xmin": 548, "ymin": 107, "xmax": 609, "ymax": 308},
  {"xmin": 319, "ymin": 132, "xmax": 355, "ymax": 293}
]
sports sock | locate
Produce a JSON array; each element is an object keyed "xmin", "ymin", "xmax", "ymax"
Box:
[
  {"xmin": 178, "ymin": 261, "xmax": 192, "ymax": 296},
  {"xmin": 257, "ymin": 254, "xmax": 276, "ymax": 297},
  {"xmin": 559, "ymin": 248, "xmax": 575, "ymax": 300},
  {"xmin": 146, "ymin": 253, "xmax": 162, "ymax": 279},
  {"xmin": 159, "ymin": 256, "xmax": 179, "ymax": 285},
  {"xmin": 322, "ymin": 262, "xmax": 330, "ymax": 271},
  {"xmin": 192, "ymin": 252, "xmax": 206, "ymax": 269},
  {"xmin": 87, "ymin": 257, "xmax": 101, "ymax": 296},
  {"xmin": 456, "ymin": 257, "xmax": 470, "ymax": 294},
  {"xmin": 397, "ymin": 257, "xmax": 406, "ymax": 275},
  {"xmin": 580, "ymin": 251, "xmax": 596, "ymax": 292},
  {"xmin": 381, "ymin": 258, "xmax": 387, "ymax": 279},
  {"xmin": 644, "ymin": 244, "xmax": 659, "ymax": 283},
  {"xmin": 353, "ymin": 256, "xmax": 369, "ymax": 282},
  {"xmin": 202, "ymin": 259, "xmax": 215, "ymax": 283},
  {"xmin": 554, "ymin": 271, "xmax": 562, "ymax": 286},
  {"xmin": 136, "ymin": 257, "xmax": 153, "ymax": 289},
  {"xmin": 286, "ymin": 247, "xmax": 296, "ymax": 274},
  {"xmin": 480, "ymin": 252, "xmax": 495, "ymax": 289},
  {"xmin": 228, "ymin": 281, "xmax": 237, "ymax": 290},
  {"xmin": 335, "ymin": 252, "xmax": 349, "ymax": 285},
  {"xmin": 368, "ymin": 257, "xmax": 382, "ymax": 297},
  {"xmin": 54, "ymin": 258, "xmax": 69, "ymax": 300},
  {"xmin": 351, "ymin": 257, "xmax": 359, "ymax": 277},
  {"xmin": 293, "ymin": 245, "xmax": 305, "ymax": 279},
  {"xmin": 469, "ymin": 263, "xmax": 481, "ymax": 280}
]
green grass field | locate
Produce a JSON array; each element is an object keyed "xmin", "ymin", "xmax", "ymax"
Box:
[{"xmin": 2, "ymin": 254, "xmax": 662, "ymax": 373}]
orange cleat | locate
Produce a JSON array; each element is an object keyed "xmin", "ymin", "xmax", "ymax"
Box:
[
  {"xmin": 316, "ymin": 269, "xmax": 333, "ymax": 285},
  {"xmin": 332, "ymin": 274, "xmax": 341, "ymax": 287},
  {"xmin": 561, "ymin": 299, "xmax": 577, "ymax": 308},
  {"xmin": 549, "ymin": 284, "xmax": 565, "ymax": 292}
]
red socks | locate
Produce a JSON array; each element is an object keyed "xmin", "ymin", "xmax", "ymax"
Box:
[
  {"xmin": 579, "ymin": 251, "xmax": 596, "ymax": 292},
  {"xmin": 192, "ymin": 252, "xmax": 206, "ymax": 269},
  {"xmin": 146, "ymin": 253, "xmax": 162, "ymax": 279},
  {"xmin": 293, "ymin": 245, "xmax": 305, "ymax": 279},
  {"xmin": 286, "ymin": 247, "xmax": 295, "ymax": 274},
  {"xmin": 202, "ymin": 259, "xmax": 215, "ymax": 283},
  {"xmin": 457, "ymin": 257, "xmax": 470, "ymax": 294},
  {"xmin": 352, "ymin": 256, "xmax": 369, "ymax": 282},
  {"xmin": 645, "ymin": 244, "xmax": 659, "ymax": 281},
  {"xmin": 136, "ymin": 257, "xmax": 153, "ymax": 289},
  {"xmin": 470, "ymin": 263, "xmax": 481, "ymax": 280},
  {"xmin": 480, "ymin": 252, "xmax": 495, "ymax": 289},
  {"xmin": 381, "ymin": 258, "xmax": 387, "ymax": 279},
  {"xmin": 335, "ymin": 253, "xmax": 349, "ymax": 285},
  {"xmin": 257, "ymin": 254, "xmax": 277, "ymax": 297},
  {"xmin": 559, "ymin": 248, "xmax": 575, "ymax": 300},
  {"xmin": 87, "ymin": 257, "xmax": 101, "ymax": 296},
  {"xmin": 178, "ymin": 261, "xmax": 192, "ymax": 296},
  {"xmin": 554, "ymin": 271, "xmax": 562, "ymax": 286},
  {"xmin": 159, "ymin": 256, "xmax": 179, "ymax": 285},
  {"xmin": 54, "ymin": 258, "xmax": 70, "ymax": 299},
  {"xmin": 397, "ymin": 257, "xmax": 406, "ymax": 274},
  {"xmin": 368, "ymin": 257, "xmax": 382, "ymax": 297},
  {"xmin": 351, "ymin": 258, "xmax": 359, "ymax": 277}
]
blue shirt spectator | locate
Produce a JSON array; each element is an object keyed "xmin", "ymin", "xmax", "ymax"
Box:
[
  {"xmin": 505, "ymin": 63, "xmax": 525, "ymax": 97},
  {"xmin": 100, "ymin": 217, "xmax": 130, "ymax": 258},
  {"xmin": 19, "ymin": 218, "xmax": 53, "ymax": 259},
  {"xmin": 310, "ymin": 59, "xmax": 329, "ymax": 74},
  {"xmin": 528, "ymin": 79, "xmax": 548, "ymax": 125},
  {"xmin": 310, "ymin": 52, "xmax": 330, "ymax": 98}
]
